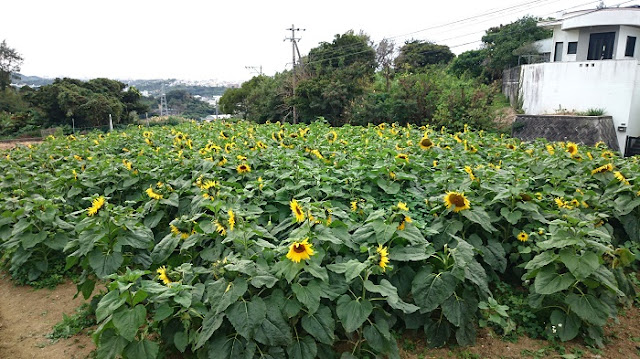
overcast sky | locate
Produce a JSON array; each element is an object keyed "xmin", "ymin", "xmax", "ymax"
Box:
[{"xmin": 1, "ymin": 0, "xmax": 636, "ymax": 83}]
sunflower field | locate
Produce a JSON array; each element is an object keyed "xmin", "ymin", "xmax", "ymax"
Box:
[{"xmin": 1, "ymin": 119, "xmax": 639, "ymax": 359}]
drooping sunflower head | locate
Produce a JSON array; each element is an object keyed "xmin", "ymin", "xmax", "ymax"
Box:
[
  {"xmin": 237, "ymin": 163, "xmax": 251, "ymax": 174},
  {"xmin": 286, "ymin": 238, "xmax": 315, "ymax": 263},
  {"xmin": 443, "ymin": 191, "xmax": 470, "ymax": 213},
  {"xmin": 614, "ymin": 171, "xmax": 630, "ymax": 185},
  {"xmin": 327, "ymin": 131, "xmax": 338, "ymax": 143},
  {"xmin": 591, "ymin": 163, "xmax": 614, "ymax": 175},
  {"xmin": 157, "ymin": 266, "xmax": 172, "ymax": 285},
  {"xmin": 601, "ymin": 150, "xmax": 614, "ymax": 159},
  {"xmin": 566, "ymin": 142, "xmax": 578, "ymax": 156},
  {"xmin": 376, "ymin": 244, "xmax": 390, "ymax": 272},
  {"xmin": 396, "ymin": 153, "xmax": 409, "ymax": 162},
  {"xmin": 87, "ymin": 196, "xmax": 106, "ymax": 216},
  {"xmin": 227, "ymin": 209, "xmax": 235, "ymax": 231},
  {"xmin": 419, "ymin": 137, "xmax": 434, "ymax": 150},
  {"xmin": 350, "ymin": 200, "xmax": 358, "ymax": 212},
  {"xmin": 214, "ymin": 220, "xmax": 227, "ymax": 236},
  {"xmin": 146, "ymin": 187, "xmax": 163, "ymax": 200},
  {"xmin": 517, "ymin": 232, "xmax": 529, "ymax": 243},
  {"xmin": 397, "ymin": 202, "xmax": 409, "ymax": 212},
  {"xmin": 290, "ymin": 199, "xmax": 305, "ymax": 222}
]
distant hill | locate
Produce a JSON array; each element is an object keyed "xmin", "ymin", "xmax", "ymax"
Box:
[{"xmin": 12, "ymin": 75, "xmax": 237, "ymax": 98}]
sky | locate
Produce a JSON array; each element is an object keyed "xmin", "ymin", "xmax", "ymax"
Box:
[{"xmin": 1, "ymin": 0, "xmax": 637, "ymax": 83}]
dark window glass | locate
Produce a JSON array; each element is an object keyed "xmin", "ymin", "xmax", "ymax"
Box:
[
  {"xmin": 626, "ymin": 36, "xmax": 636, "ymax": 57},
  {"xmin": 567, "ymin": 42, "xmax": 578, "ymax": 54},
  {"xmin": 587, "ymin": 32, "xmax": 615, "ymax": 60},
  {"xmin": 554, "ymin": 42, "xmax": 563, "ymax": 61}
]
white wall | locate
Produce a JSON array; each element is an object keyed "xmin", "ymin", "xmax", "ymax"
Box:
[
  {"xmin": 520, "ymin": 59, "xmax": 640, "ymax": 154},
  {"xmin": 618, "ymin": 25, "xmax": 640, "ymax": 59},
  {"xmin": 551, "ymin": 27, "xmax": 579, "ymax": 62}
]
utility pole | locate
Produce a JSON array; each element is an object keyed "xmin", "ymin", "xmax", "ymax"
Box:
[
  {"xmin": 285, "ymin": 24, "xmax": 304, "ymax": 124},
  {"xmin": 160, "ymin": 84, "xmax": 169, "ymax": 116},
  {"xmin": 245, "ymin": 65, "xmax": 263, "ymax": 76}
]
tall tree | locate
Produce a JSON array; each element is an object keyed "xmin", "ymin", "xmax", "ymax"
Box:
[
  {"xmin": 376, "ymin": 39, "xmax": 395, "ymax": 92},
  {"xmin": 0, "ymin": 40, "xmax": 24, "ymax": 90},
  {"xmin": 481, "ymin": 16, "xmax": 551, "ymax": 79},
  {"xmin": 394, "ymin": 40, "xmax": 454, "ymax": 72},
  {"xmin": 294, "ymin": 31, "xmax": 376, "ymax": 125}
]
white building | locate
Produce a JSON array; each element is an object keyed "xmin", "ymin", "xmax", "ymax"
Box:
[{"xmin": 518, "ymin": 6, "xmax": 640, "ymax": 155}]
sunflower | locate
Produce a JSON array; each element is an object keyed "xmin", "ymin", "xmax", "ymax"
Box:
[
  {"xmin": 170, "ymin": 224, "xmax": 189, "ymax": 240},
  {"xmin": 591, "ymin": 163, "xmax": 613, "ymax": 175},
  {"xmin": 87, "ymin": 196, "xmax": 106, "ymax": 216},
  {"xmin": 433, "ymin": 160, "xmax": 438, "ymax": 167},
  {"xmin": 327, "ymin": 131, "xmax": 338, "ymax": 143},
  {"xmin": 157, "ymin": 266, "xmax": 172, "ymax": 285},
  {"xmin": 122, "ymin": 159, "xmax": 133, "ymax": 171},
  {"xmin": 443, "ymin": 191, "xmax": 470, "ymax": 213},
  {"xmin": 601, "ymin": 150, "xmax": 614, "ymax": 159},
  {"xmin": 397, "ymin": 202, "xmax": 409, "ymax": 211},
  {"xmin": 419, "ymin": 137, "xmax": 434, "ymax": 150},
  {"xmin": 397, "ymin": 215, "xmax": 412, "ymax": 230},
  {"xmin": 146, "ymin": 187, "xmax": 163, "ymax": 200},
  {"xmin": 396, "ymin": 153, "xmax": 409, "ymax": 162},
  {"xmin": 555, "ymin": 197, "xmax": 566, "ymax": 208},
  {"xmin": 237, "ymin": 163, "xmax": 251, "ymax": 174},
  {"xmin": 546, "ymin": 145, "xmax": 555, "ymax": 155},
  {"xmin": 72, "ymin": 169, "xmax": 78, "ymax": 180},
  {"xmin": 286, "ymin": 238, "xmax": 315, "ymax": 263},
  {"xmin": 464, "ymin": 166, "xmax": 476, "ymax": 181},
  {"xmin": 376, "ymin": 244, "xmax": 390, "ymax": 272},
  {"xmin": 143, "ymin": 131, "xmax": 152, "ymax": 138},
  {"xmin": 517, "ymin": 232, "xmax": 529, "ymax": 242},
  {"xmin": 214, "ymin": 220, "xmax": 227, "ymax": 236},
  {"xmin": 290, "ymin": 199, "xmax": 305, "ymax": 222},
  {"xmin": 614, "ymin": 171, "xmax": 630, "ymax": 185},
  {"xmin": 566, "ymin": 142, "xmax": 578, "ymax": 156},
  {"xmin": 202, "ymin": 180, "xmax": 218, "ymax": 190},
  {"xmin": 351, "ymin": 200, "xmax": 358, "ymax": 212},
  {"xmin": 228, "ymin": 209, "xmax": 235, "ymax": 231}
]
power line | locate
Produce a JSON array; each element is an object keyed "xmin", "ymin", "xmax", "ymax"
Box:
[{"xmin": 299, "ymin": 0, "xmax": 635, "ymax": 68}]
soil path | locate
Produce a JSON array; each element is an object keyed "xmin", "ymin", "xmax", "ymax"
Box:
[{"xmin": 0, "ymin": 274, "xmax": 95, "ymax": 359}]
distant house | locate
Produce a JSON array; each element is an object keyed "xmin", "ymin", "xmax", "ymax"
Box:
[{"xmin": 512, "ymin": 6, "xmax": 640, "ymax": 155}]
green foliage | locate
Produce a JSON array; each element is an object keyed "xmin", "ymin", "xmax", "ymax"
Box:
[
  {"xmin": 448, "ymin": 49, "xmax": 490, "ymax": 80},
  {"xmin": 349, "ymin": 67, "xmax": 500, "ymax": 131},
  {"xmin": 48, "ymin": 302, "xmax": 96, "ymax": 341},
  {"xmin": 21, "ymin": 77, "xmax": 148, "ymax": 129},
  {"xmin": 394, "ymin": 40, "xmax": 455, "ymax": 72},
  {"xmin": 0, "ymin": 40, "xmax": 23, "ymax": 90},
  {"xmin": 294, "ymin": 31, "xmax": 376, "ymax": 125},
  {"xmin": 482, "ymin": 16, "xmax": 552, "ymax": 80},
  {"xmin": 577, "ymin": 108, "xmax": 606, "ymax": 116},
  {"xmin": 163, "ymin": 89, "xmax": 216, "ymax": 119},
  {"xmin": 0, "ymin": 121, "xmax": 639, "ymax": 358}
]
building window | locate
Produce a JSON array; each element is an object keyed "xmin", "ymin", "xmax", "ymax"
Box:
[
  {"xmin": 554, "ymin": 42, "xmax": 563, "ymax": 61},
  {"xmin": 567, "ymin": 42, "xmax": 578, "ymax": 54},
  {"xmin": 626, "ymin": 36, "xmax": 636, "ymax": 57},
  {"xmin": 587, "ymin": 32, "xmax": 615, "ymax": 60}
]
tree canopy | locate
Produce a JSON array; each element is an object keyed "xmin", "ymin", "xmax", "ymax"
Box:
[
  {"xmin": 481, "ymin": 16, "xmax": 551, "ymax": 79},
  {"xmin": 394, "ymin": 40, "xmax": 454, "ymax": 72},
  {"xmin": 0, "ymin": 40, "xmax": 24, "ymax": 90}
]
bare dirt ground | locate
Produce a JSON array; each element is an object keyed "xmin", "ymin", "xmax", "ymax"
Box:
[
  {"xmin": 0, "ymin": 140, "xmax": 42, "ymax": 150},
  {"xmin": 0, "ymin": 270, "xmax": 638, "ymax": 359},
  {"xmin": 0, "ymin": 274, "xmax": 95, "ymax": 359}
]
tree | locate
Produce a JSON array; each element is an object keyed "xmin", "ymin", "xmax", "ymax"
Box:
[
  {"xmin": 448, "ymin": 49, "xmax": 489, "ymax": 80},
  {"xmin": 294, "ymin": 31, "xmax": 376, "ymax": 125},
  {"xmin": 481, "ymin": 16, "xmax": 551, "ymax": 80},
  {"xmin": 375, "ymin": 39, "xmax": 396, "ymax": 92},
  {"xmin": 394, "ymin": 40, "xmax": 454, "ymax": 72},
  {"xmin": 0, "ymin": 40, "xmax": 23, "ymax": 90}
]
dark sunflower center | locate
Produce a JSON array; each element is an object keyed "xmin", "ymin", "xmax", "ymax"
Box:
[
  {"xmin": 450, "ymin": 194, "xmax": 465, "ymax": 207},
  {"xmin": 295, "ymin": 207, "xmax": 303, "ymax": 215},
  {"xmin": 240, "ymin": 165, "xmax": 247, "ymax": 170},
  {"xmin": 293, "ymin": 243, "xmax": 306, "ymax": 253},
  {"xmin": 421, "ymin": 138, "xmax": 432, "ymax": 147}
]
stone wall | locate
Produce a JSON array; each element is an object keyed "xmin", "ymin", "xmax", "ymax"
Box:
[
  {"xmin": 502, "ymin": 66, "xmax": 521, "ymax": 107},
  {"xmin": 511, "ymin": 115, "xmax": 620, "ymax": 151}
]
